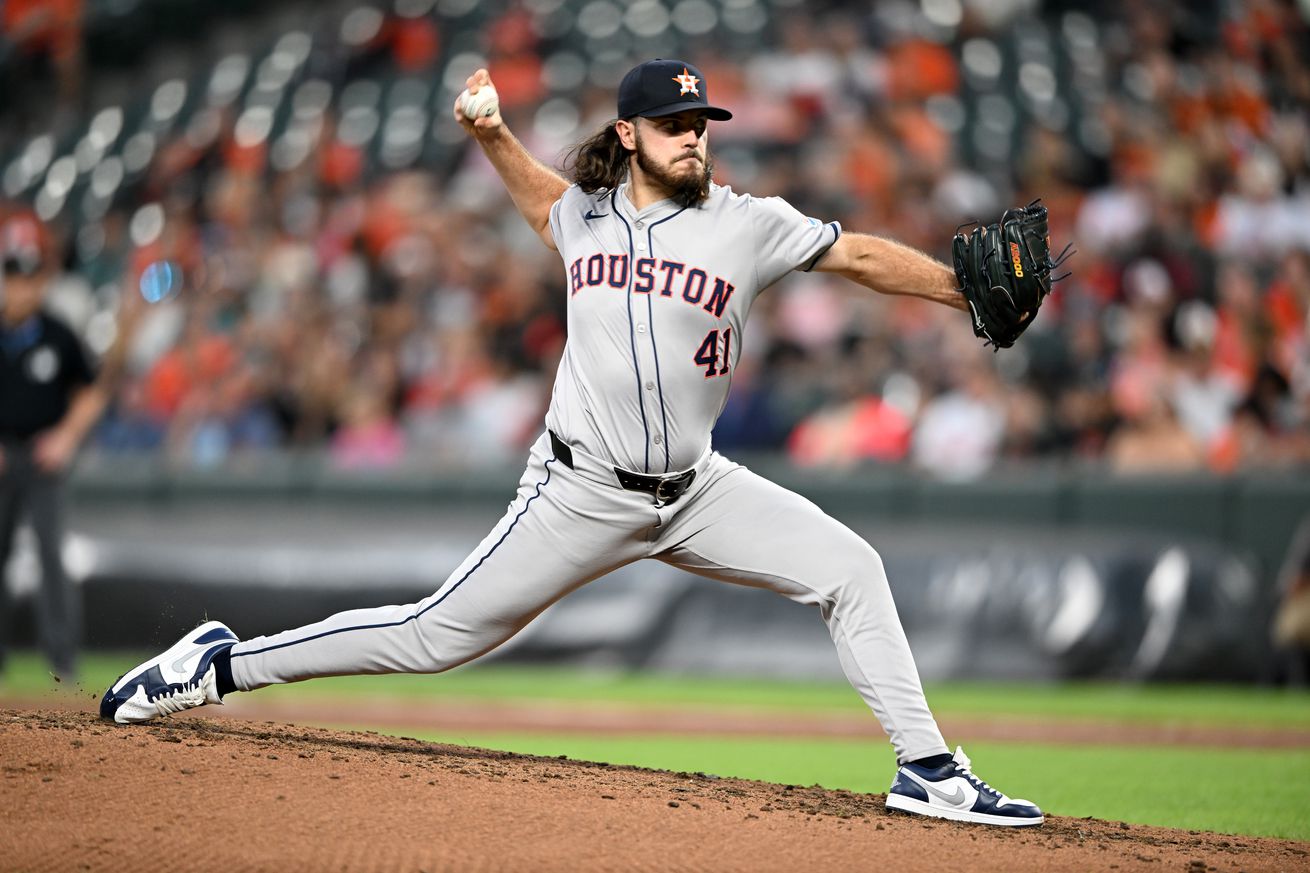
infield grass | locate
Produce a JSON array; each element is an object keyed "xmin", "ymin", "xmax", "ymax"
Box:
[
  {"xmin": 339, "ymin": 731, "xmax": 1310, "ymax": 841},
  {"xmin": 5, "ymin": 654, "xmax": 1309, "ymax": 840},
  {"xmin": 12, "ymin": 654, "xmax": 1309, "ymax": 727}
]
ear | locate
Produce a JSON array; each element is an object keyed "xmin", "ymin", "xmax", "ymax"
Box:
[{"xmin": 615, "ymin": 119, "xmax": 637, "ymax": 151}]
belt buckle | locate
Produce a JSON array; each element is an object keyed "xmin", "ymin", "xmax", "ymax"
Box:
[
  {"xmin": 655, "ymin": 478, "xmax": 680, "ymax": 504},
  {"xmin": 654, "ymin": 470, "xmax": 693, "ymax": 504}
]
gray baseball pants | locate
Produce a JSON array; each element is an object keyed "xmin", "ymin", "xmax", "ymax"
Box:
[{"xmin": 229, "ymin": 432, "xmax": 949, "ymax": 763}]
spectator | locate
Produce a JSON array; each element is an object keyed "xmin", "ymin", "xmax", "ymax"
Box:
[
  {"xmin": 0, "ymin": 0, "xmax": 1304, "ymax": 478},
  {"xmin": 911, "ymin": 367, "xmax": 1006, "ymax": 481},
  {"xmin": 1106, "ymin": 389, "xmax": 1205, "ymax": 474},
  {"xmin": 331, "ymin": 387, "xmax": 406, "ymax": 471},
  {"xmin": 0, "ymin": 0, "xmax": 83, "ymax": 129}
]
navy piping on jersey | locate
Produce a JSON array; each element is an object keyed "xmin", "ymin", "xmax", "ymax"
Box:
[
  {"xmin": 613, "ymin": 188, "xmax": 655, "ymax": 469},
  {"xmin": 230, "ymin": 459, "xmax": 557, "ymax": 659},
  {"xmin": 644, "ymin": 293, "xmax": 668, "ymax": 472},
  {"xmin": 644, "ymin": 208, "xmax": 687, "ymax": 472},
  {"xmin": 800, "ymin": 222, "xmax": 841, "ymax": 272},
  {"xmin": 610, "ymin": 208, "xmax": 651, "ymax": 472}
]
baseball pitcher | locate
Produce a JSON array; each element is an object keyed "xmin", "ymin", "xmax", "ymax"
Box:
[{"xmin": 102, "ymin": 59, "xmax": 1068, "ymax": 827}]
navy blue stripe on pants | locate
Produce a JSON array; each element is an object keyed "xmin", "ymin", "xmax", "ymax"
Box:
[{"xmin": 232, "ymin": 459, "xmax": 557, "ymax": 661}]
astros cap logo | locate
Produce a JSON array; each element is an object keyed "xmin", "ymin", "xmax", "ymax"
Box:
[{"xmin": 672, "ymin": 67, "xmax": 700, "ymax": 96}]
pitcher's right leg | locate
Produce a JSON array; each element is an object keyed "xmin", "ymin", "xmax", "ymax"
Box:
[
  {"xmin": 104, "ymin": 435, "xmax": 647, "ymax": 718},
  {"xmin": 101, "ymin": 435, "xmax": 650, "ymax": 723},
  {"xmin": 98, "ymin": 437, "xmax": 639, "ymax": 718},
  {"xmin": 228, "ymin": 441, "xmax": 643, "ymax": 691}
]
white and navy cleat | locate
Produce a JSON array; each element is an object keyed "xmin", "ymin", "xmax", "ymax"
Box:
[
  {"xmin": 99, "ymin": 621, "xmax": 238, "ymax": 724},
  {"xmin": 886, "ymin": 746, "xmax": 1044, "ymax": 827}
]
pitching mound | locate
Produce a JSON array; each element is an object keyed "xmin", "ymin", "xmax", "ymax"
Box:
[{"xmin": 3, "ymin": 709, "xmax": 1305, "ymax": 872}]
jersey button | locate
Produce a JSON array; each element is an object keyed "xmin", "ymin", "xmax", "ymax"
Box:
[
  {"xmin": 635, "ymin": 220, "xmax": 644, "ymax": 229},
  {"xmin": 636, "ymin": 242, "xmax": 646, "ymax": 251},
  {"xmin": 653, "ymin": 435, "xmax": 662, "ymax": 445},
  {"xmin": 636, "ymin": 324, "xmax": 647, "ymax": 333},
  {"xmin": 645, "ymin": 381, "xmax": 655, "ymax": 390}
]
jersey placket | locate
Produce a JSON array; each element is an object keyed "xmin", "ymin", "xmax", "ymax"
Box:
[
  {"xmin": 640, "ymin": 208, "xmax": 686, "ymax": 473},
  {"xmin": 613, "ymin": 206, "xmax": 660, "ymax": 473},
  {"xmin": 616, "ymin": 193, "xmax": 688, "ymax": 474}
]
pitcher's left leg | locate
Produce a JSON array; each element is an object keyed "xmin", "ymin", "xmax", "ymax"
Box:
[
  {"xmin": 656, "ymin": 458, "xmax": 946, "ymax": 764},
  {"xmin": 657, "ymin": 458, "xmax": 1043, "ymax": 826}
]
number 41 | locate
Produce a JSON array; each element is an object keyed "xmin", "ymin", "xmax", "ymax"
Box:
[{"xmin": 694, "ymin": 327, "xmax": 732, "ymax": 378}]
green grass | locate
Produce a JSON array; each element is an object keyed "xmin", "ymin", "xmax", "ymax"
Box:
[
  {"xmin": 10, "ymin": 654, "xmax": 1309, "ymax": 728},
  {"xmin": 298, "ymin": 727, "xmax": 1310, "ymax": 841},
  {"xmin": 6, "ymin": 653, "xmax": 1310, "ymax": 840},
  {"xmin": 247, "ymin": 668, "xmax": 1310, "ymax": 728}
]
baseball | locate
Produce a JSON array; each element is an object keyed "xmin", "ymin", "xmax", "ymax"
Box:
[{"xmin": 460, "ymin": 85, "xmax": 499, "ymax": 120}]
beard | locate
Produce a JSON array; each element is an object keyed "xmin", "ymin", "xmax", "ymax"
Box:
[{"xmin": 634, "ymin": 130, "xmax": 713, "ymax": 208}]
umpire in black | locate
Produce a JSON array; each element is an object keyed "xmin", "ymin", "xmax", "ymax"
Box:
[{"xmin": 0, "ymin": 213, "xmax": 106, "ymax": 680}]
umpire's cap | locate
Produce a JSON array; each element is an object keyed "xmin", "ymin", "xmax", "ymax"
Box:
[{"xmin": 617, "ymin": 59, "xmax": 732, "ymax": 121}]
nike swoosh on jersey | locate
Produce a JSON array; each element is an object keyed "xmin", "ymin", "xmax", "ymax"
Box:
[{"xmin": 584, "ymin": 210, "xmax": 607, "ymax": 221}]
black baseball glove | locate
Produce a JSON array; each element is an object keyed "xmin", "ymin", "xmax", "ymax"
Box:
[{"xmin": 952, "ymin": 202, "xmax": 1073, "ymax": 350}]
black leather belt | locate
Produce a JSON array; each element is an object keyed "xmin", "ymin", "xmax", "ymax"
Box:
[
  {"xmin": 549, "ymin": 430, "xmax": 696, "ymax": 505},
  {"xmin": 548, "ymin": 429, "xmax": 575, "ymax": 470}
]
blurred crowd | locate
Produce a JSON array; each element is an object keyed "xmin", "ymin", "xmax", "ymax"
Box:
[{"xmin": 5, "ymin": 0, "xmax": 1309, "ymax": 476}]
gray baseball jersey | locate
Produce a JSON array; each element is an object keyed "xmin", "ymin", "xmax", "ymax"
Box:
[
  {"xmin": 227, "ymin": 181, "xmax": 950, "ymax": 765},
  {"xmin": 546, "ymin": 182, "xmax": 839, "ymax": 473}
]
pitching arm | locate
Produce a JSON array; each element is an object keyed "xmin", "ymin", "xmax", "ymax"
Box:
[{"xmin": 454, "ymin": 68, "xmax": 570, "ymax": 251}]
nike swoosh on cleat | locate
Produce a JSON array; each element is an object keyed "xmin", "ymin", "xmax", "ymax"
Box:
[
  {"xmin": 171, "ymin": 644, "xmax": 220, "ymax": 674},
  {"xmin": 923, "ymin": 782, "xmax": 967, "ymax": 806},
  {"xmin": 905, "ymin": 771, "xmax": 969, "ymax": 806},
  {"xmin": 584, "ymin": 210, "xmax": 606, "ymax": 221}
]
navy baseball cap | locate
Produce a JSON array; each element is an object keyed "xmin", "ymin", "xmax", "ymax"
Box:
[{"xmin": 617, "ymin": 59, "xmax": 732, "ymax": 121}]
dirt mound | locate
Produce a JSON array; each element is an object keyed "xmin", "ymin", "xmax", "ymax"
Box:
[{"xmin": 3, "ymin": 709, "xmax": 1306, "ymax": 872}]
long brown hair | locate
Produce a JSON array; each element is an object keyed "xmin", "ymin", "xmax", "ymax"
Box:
[{"xmin": 564, "ymin": 121, "xmax": 630, "ymax": 193}]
